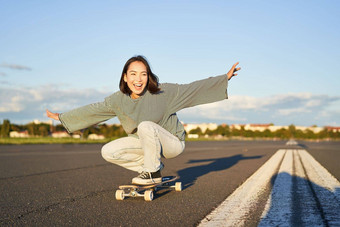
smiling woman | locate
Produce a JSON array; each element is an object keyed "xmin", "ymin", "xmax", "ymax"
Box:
[{"xmin": 46, "ymin": 55, "xmax": 240, "ymax": 185}]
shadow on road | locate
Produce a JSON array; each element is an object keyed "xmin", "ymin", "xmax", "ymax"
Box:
[
  {"xmin": 297, "ymin": 143, "xmax": 308, "ymax": 149},
  {"xmin": 177, "ymin": 154, "xmax": 262, "ymax": 189}
]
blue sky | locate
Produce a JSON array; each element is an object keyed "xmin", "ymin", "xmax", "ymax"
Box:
[{"xmin": 1, "ymin": 0, "xmax": 339, "ymax": 126}]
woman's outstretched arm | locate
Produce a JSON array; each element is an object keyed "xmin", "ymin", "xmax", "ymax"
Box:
[
  {"xmin": 45, "ymin": 99, "xmax": 116, "ymax": 133},
  {"xmin": 166, "ymin": 62, "xmax": 241, "ymax": 113}
]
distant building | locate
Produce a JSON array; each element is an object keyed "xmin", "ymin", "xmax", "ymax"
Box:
[
  {"xmin": 295, "ymin": 126, "xmax": 324, "ymax": 133},
  {"xmin": 231, "ymin": 123, "xmax": 276, "ymax": 132},
  {"xmin": 325, "ymin": 126, "xmax": 340, "ymax": 133},
  {"xmin": 230, "ymin": 124, "xmax": 246, "ymax": 130},
  {"xmin": 32, "ymin": 119, "xmax": 53, "ymax": 125},
  {"xmin": 88, "ymin": 134, "xmax": 105, "ymax": 140},
  {"xmin": 230, "ymin": 124, "xmax": 324, "ymax": 134},
  {"xmin": 268, "ymin": 125, "xmax": 288, "ymax": 132},
  {"xmin": 51, "ymin": 131, "xmax": 70, "ymax": 138},
  {"xmin": 72, "ymin": 134, "xmax": 81, "ymax": 139},
  {"xmin": 187, "ymin": 134, "xmax": 199, "ymax": 139},
  {"xmin": 10, "ymin": 131, "xmax": 29, "ymax": 138},
  {"xmin": 183, "ymin": 123, "xmax": 218, "ymax": 133},
  {"xmin": 246, "ymin": 124, "xmax": 271, "ymax": 132}
]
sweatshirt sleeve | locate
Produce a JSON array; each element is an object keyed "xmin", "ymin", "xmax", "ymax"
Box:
[
  {"xmin": 59, "ymin": 97, "xmax": 116, "ymax": 133},
  {"xmin": 167, "ymin": 74, "xmax": 228, "ymax": 113}
]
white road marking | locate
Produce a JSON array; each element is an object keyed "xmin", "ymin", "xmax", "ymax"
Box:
[
  {"xmin": 198, "ymin": 149, "xmax": 285, "ymax": 226},
  {"xmin": 298, "ymin": 150, "xmax": 340, "ymax": 226},
  {"xmin": 259, "ymin": 150, "xmax": 298, "ymax": 226},
  {"xmin": 259, "ymin": 150, "xmax": 325, "ymax": 226},
  {"xmin": 198, "ymin": 149, "xmax": 340, "ymax": 227}
]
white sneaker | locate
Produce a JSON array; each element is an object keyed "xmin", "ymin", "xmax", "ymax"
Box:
[{"xmin": 132, "ymin": 170, "xmax": 162, "ymax": 185}]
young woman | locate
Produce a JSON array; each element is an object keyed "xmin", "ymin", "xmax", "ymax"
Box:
[{"xmin": 46, "ymin": 55, "xmax": 240, "ymax": 185}]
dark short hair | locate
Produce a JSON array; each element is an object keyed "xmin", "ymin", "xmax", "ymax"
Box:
[{"xmin": 119, "ymin": 55, "xmax": 160, "ymax": 95}]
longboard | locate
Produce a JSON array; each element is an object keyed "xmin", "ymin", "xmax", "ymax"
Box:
[{"xmin": 115, "ymin": 176, "xmax": 182, "ymax": 201}]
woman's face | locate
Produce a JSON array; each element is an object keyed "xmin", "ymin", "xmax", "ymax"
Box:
[{"xmin": 124, "ymin": 61, "xmax": 148, "ymax": 99}]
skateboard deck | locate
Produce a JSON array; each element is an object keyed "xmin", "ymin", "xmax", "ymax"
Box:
[{"xmin": 115, "ymin": 176, "xmax": 182, "ymax": 201}]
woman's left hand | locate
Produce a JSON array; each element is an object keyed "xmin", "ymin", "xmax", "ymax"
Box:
[
  {"xmin": 46, "ymin": 109, "xmax": 60, "ymax": 121},
  {"xmin": 227, "ymin": 62, "xmax": 241, "ymax": 80}
]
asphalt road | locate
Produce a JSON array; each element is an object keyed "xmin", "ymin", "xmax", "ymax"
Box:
[{"xmin": 1, "ymin": 140, "xmax": 339, "ymax": 226}]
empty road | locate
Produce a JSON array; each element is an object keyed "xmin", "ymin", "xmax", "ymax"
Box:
[{"xmin": 1, "ymin": 140, "xmax": 339, "ymax": 226}]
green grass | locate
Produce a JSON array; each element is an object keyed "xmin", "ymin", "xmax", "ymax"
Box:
[
  {"xmin": 1, "ymin": 136, "xmax": 337, "ymax": 145},
  {"xmin": 0, "ymin": 137, "xmax": 118, "ymax": 145}
]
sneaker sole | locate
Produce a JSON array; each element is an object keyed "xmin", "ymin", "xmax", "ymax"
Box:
[{"xmin": 132, "ymin": 177, "xmax": 162, "ymax": 185}]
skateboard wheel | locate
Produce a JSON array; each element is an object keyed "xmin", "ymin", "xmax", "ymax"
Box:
[
  {"xmin": 115, "ymin": 189, "xmax": 125, "ymax": 200},
  {"xmin": 175, "ymin": 182, "xmax": 182, "ymax": 192},
  {"xmin": 144, "ymin": 190, "xmax": 154, "ymax": 201}
]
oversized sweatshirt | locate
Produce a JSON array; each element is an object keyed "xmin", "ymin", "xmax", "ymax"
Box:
[{"xmin": 59, "ymin": 74, "xmax": 229, "ymax": 141}]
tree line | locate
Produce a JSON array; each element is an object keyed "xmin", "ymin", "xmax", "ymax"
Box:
[
  {"xmin": 189, "ymin": 124, "xmax": 340, "ymax": 140},
  {"xmin": 1, "ymin": 119, "xmax": 339, "ymax": 140},
  {"xmin": 0, "ymin": 119, "xmax": 126, "ymax": 139}
]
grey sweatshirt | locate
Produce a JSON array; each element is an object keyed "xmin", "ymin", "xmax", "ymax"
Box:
[{"xmin": 59, "ymin": 74, "xmax": 228, "ymax": 141}]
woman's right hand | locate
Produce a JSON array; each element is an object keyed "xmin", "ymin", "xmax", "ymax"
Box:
[{"xmin": 46, "ymin": 109, "xmax": 60, "ymax": 121}]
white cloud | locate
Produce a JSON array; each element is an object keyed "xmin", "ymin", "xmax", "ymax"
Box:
[
  {"xmin": 0, "ymin": 85, "xmax": 110, "ymax": 123},
  {"xmin": 277, "ymin": 107, "xmax": 310, "ymax": 116},
  {"xmin": 305, "ymin": 99, "xmax": 322, "ymax": 107},
  {"xmin": 1, "ymin": 86, "xmax": 339, "ymax": 126},
  {"xmin": 0, "ymin": 100, "xmax": 23, "ymax": 112},
  {"xmin": 0, "ymin": 63, "xmax": 32, "ymax": 71},
  {"xmin": 178, "ymin": 93, "xmax": 340, "ymax": 126}
]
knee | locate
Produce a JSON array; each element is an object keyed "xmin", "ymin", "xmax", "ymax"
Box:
[
  {"xmin": 137, "ymin": 121, "xmax": 156, "ymax": 134},
  {"xmin": 101, "ymin": 142, "xmax": 120, "ymax": 161},
  {"xmin": 101, "ymin": 143, "xmax": 111, "ymax": 161}
]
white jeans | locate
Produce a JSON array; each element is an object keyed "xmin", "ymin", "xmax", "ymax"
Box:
[{"xmin": 101, "ymin": 121, "xmax": 185, "ymax": 173}]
